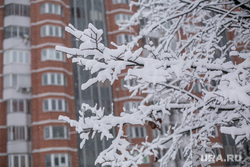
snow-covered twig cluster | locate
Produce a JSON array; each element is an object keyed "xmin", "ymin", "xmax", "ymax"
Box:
[{"xmin": 56, "ymin": 0, "xmax": 250, "ymax": 166}]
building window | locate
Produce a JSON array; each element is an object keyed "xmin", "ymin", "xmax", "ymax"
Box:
[
  {"xmin": 40, "ymin": 3, "xmax": 63, "ymax": 15},
  {"xmin": 44, "ymin": 126, "xmax": 69, "ymax": 139},
  {"xmin": 113, "ymin": 0, "xmax": 130, "ymax": 4},
  {"xmin": 7, "ymin": 99, "xmax": 31, "ymax": 113},
  {"xmin": 8, "ymin": 126, "xmax": 30, "ymax": 141},
  {"xmin": 142, "ymin": 37, "xmax": 159, "ymax": 47},
  {"xmin": 142, "ymin": 156, "xmax": 150, "ymax": 164},
  {"xmin": 4, "ymin": 26, "xmax": 29, "ymax": 39},
  {"xmin": 211, "ymin": 127, "xmax": 218, "ymax": 137},
  {"xmin": 8, "ymin": 154, "xmax": 31, "ymax": 167},
  {"xmin": 121, "ymin": 78, "xmax": 138, "ymax": 89},
  {"xmin": 43, "ymin": 99, "xmax": 68, "ymax": 112},
  {"xmin": 212, "ymin": 148, "xmax": 221, "ymax": 156},
  {"xmin": 153, "ymin": 125, "xmax": 168, "ymax": 138},
  {"xmin": 116, "ymin": 34, "xmax": 133, "ymax": 45},
  {"xmin": 41, "ymin": 25, "xmax": 63, "ymax": 37},
  {"xmin": 4, "ymin": 74, "xmax": 31, "ymax": 89},
  {"xmin": 45, "ymin": 154, "xmax": 71, "ymax": 167},
  {"xmin": 193, "ymin": 81, "xmax": 201, "ymax": 93},
  {"xmin": 41, "ymin": 48, "xmax": 65, "ymax": 62},
  {"xmin": 123, "ymin": 101, "xmax": 140, "ymax": 113},
  {"xmin": 4, "ymin": 4, "xmax": 30, "ymax": 17},
  {"xmin": 115, "ymin": 14, "xmax": 131, "ymax": 25},
  {"xmin": 4, "ymin": 50, "xmax": 30, "ymax": 65},
  {"xmin": 70, "ymin": 7, "xmax": 82, "ymax": 18},
  {"xmin": 130, "ymin": 126, "xmax": 146, "ymax": 138},
  {"xmin": 42, "ymin": 73, "xmax": 66, "ymax": 86}
]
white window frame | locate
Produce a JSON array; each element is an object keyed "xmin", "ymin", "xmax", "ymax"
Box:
[
  {"xmin": 42, "ymin": 73, "xmax": 66, "ymax": 86},
  {"xmin": 7, "ymin": 99, "xmax": 30, "ymax": 113},
  {"xmin": 8, "ymin": 154, "xmax": 30, "ymax": 167},
  {"xmin": 40, "ymin": 3, "xmax": 62, "ymax": 15},
  {"xmin": 44, "ymin": 126, "xmax": 69, "ymax": 140},
  {"xmin": 41, "ymin": 25, "xmax": 63, "ymax": 37},
  {"xmin": 115, "ymin": 14, "xmax": 131, "ymax": 25},
  {"xmin": 43, "ymin": 98, "xmax": 68, "ymax": 112},
  {"xmin": 116, "ymin": 34, "xmax": 133, "ymax": 45},
  {"xmin": 123, "ymin": 101, "xmax": 140, "ymax": 113},
  {"xmin": 8, "ymin": 126, "xmax": 30, "ymax": 141},
  {"xmin": 45, "ymin": 154, "xmax": 71, "ymax": 167},
  {"xmin": 41, "ymin": 48, "xmax": 65, "ymax": 62},
  {"xmin": 4, "ymin": 50, "xmax": 30, "ymax": 65},
  {"xmin": 121, "ymin": 78, "xmax": 138, "ymax": 89}
]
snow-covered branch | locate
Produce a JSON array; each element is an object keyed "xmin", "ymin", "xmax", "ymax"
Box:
[{"xmin": 56, "ymin": 0, "xmax": 250, "ymax": 166}]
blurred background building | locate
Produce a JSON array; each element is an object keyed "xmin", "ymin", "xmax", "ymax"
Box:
[
  {"xmin": 0, "ymin": 0, "xmax": 78, "ymax": 166},
  {"xmin": 0, "ymin": 0, "xmax": 248, "ymax": 167},
  {"xmin": 70, "ymin": 0, "xmax": 113, "ymax": 166}
]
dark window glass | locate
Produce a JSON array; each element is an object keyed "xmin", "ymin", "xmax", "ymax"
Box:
[
  {"xmin": 135, "ymin": 127, "xmax": 139, "ymax": 137},
  {"xmin": 52, "ymin": 126, "xmax": 64, "ymax": 138},
  {"xmin": 4, "ymin": 27, "xmax": 11, "ymax": 38},
  {"xmin": 19, "ymin": 27, "xmax": 24, "ymax": 37},
  {"xmin": 57, "ymin": 73, "xmax": 61, "ymax": 85},
  {"xmin": 21, "ymin": 155, "xmax": 25, "ymax": 167},
  {"xmin": 14, "ymin": 156, "xmax": 18, "ymax": 167},
  {"xmin": 5, "ymin": 5, "xmax": 11, "ymax": 16},
  {"xmin": 14, "ymin": 4, "xmax": 19, "ymax": 15},
  {"xmin": 51, "ymin": 73, "xmax": 55, "ymax": 84},
  {"xmin": 13, "ymin": 100, "xmax": 18, "ymax": 112},
  {"xmin": 58, "ymin": 100, "xmax": 63, "ymax": 110},
  {"xmin": 61, "ymin": 156, "xmax": 65, "ymax": 163},
  {"xmin": 27, "ymin": 100, "xmax": 31, "ymax": 114},
  {"xmin": 48, "ymin": 3, "xmax": 53, "ymax": 13},
  {"xmin": 64, "ymin": 100, "xmax": 68, "ymax": 112},
  {"xmin": 45, "ymin": 155, "xmax": 51, "ymax": 167},
  {"xmin": 12, "ymin": 26, "xmax": 18, "ymax": 37},
  {"xmin": 49, "ymin": 26, "xmax": 53, "ymax": 36},
  {"xmin": 19, "ymin": 100, "xmax": 24, "ymax": 112},
  {"xmin": 54, "ymin": 156, "xmax": 59, "ymax": 166},
  {"xmin": 51, "ymin": 99, "xmax": 56, "ymax": 110},
  {"xmin": 27, "ymin": 127, "xmax": 31, "ymax": 140}
]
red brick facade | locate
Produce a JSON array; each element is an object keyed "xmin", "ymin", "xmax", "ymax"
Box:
[{"xmin": 0, "ymin": 0, "xmax": 78, "ymax": 167}]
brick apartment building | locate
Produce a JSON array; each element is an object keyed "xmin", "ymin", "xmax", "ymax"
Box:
[
  {"xmin": 0, "ymin": 0, "xmax": 78, "ymax": 166},
  {"xmin": 105, "ymin": 0, "xmax": 155, "ymax": 166}
]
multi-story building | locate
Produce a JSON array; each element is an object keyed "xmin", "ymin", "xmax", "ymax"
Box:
[
  {"xmin": 105, "ymin": 0, "xmax": 155, "ymax": 166},
  {"xmin": 0, "ymin": 0, "xmax": 78, "ymax": 167},
  {"xmin": 70, "ymin": 0, "xmax": 113, "ymax": 166}
]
